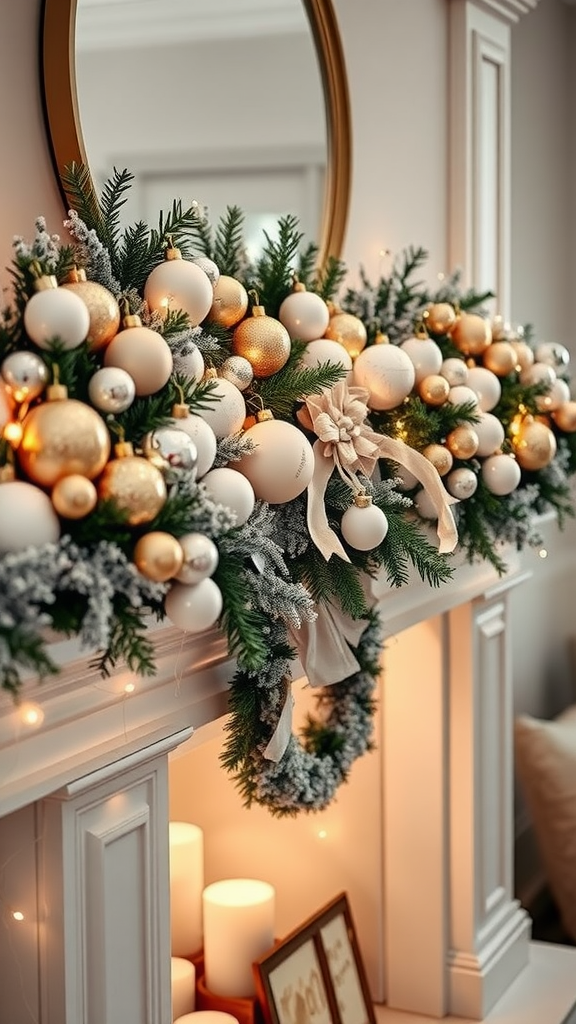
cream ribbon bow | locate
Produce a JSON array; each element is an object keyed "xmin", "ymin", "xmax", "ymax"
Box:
[{"xmin": 297, "ymin": 380, "xmax": 458, "ymax": 561}]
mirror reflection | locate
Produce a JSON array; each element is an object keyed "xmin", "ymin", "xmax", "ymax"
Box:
[{"xmin": 74, "ymin": 0, "xmax": 329, "ymax": 258}]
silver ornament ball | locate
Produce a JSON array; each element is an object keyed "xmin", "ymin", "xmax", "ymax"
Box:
[
  {"xmin": 88, "ymin": 366, "xmax": 136, "ymax": 413},
  {"xmin": 144, "ymin": 426, "xmax": 198, "ymax": 473},
  {"xmin": 220, "ymin": 355, "xmax": 254, "ymax": 391},
  {"xmin": 1, "ymin": 350, "xmax": 49, "ymax": 402}
]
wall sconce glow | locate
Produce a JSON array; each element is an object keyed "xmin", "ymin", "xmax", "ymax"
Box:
[
  {"xmin": 317, "ymin": 829, "xmax": 328, "ymax": 840},
  {"xmin": 124, "ymin": 682, "xmax": 135, "ymax": 694},
  {"xmin": 12, "ymin": 911, "xmax": 25, "ymax": 922},
  {"xmin": 539, "ymin": 548, "xmax": 548, "ymax": 559},
  {"xmin": 19, "ymin": 702, "xmax": 44, "ymax": 727}
]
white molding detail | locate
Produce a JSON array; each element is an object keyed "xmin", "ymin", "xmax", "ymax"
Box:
[{"xmin": 466, "ymin": 0, "xmax": 540, "ymax": 23}]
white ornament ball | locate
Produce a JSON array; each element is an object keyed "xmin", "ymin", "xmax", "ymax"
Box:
[
  {"xmin": 192, "ymin": 255, "xmax": 220, "ymax": 287},
  {"xmin": 466, "ymin": 366, "xmax": 502, "ymax": 412},
  {"xmin": 88, "ymin": 366, "xmax": 136, "ymax": 413},
  {"xmin": 447, "ymin": 385, "xmax": 480, "ymax": 409},
  {"xmin": 414, "ymin": 487, "xmax": 438, "ymax": 520},
  {"xmin": 164, "ymin": 578, "xmax": 223, "ymax": 633},
  {"xmin": 176, "ymin": 532, "xmax": 219, "ymax": 585},
  {"xmin": 481, "ymin": 454, "xmax": 521, "ymax": 496},
  {"xmin": 400, "ymin": 335, "xmax": 443, "ymax": 385},
  {"xmin": 172, "ymin": 413, "xmax": 217, "ymax": 478},
  {"xmin": 173, "ymin": 344, "xmax": 205, "ymax": 383},
  {"xmin": 536, "ymin": 377, "xmax": 571, "ymax": 413},
  {"xmin": 352, "ymin": 344, "xmax": 416, "ymax": 410},
  {"xmin": 535, "ymin": 341, "xmax": 570, "ymax": 371},
  {"xmin": 236, "ymin": 419, "xmax": 314, "ymax": 504},
  {"xmin": 441, "ymin": 358, "xmax": 469, "ymax": 387},
  {"xmin": 0, "ymin": 480, "xmax": 61, "ymax": 554},
  {"xmin": 144, "ymin": 258, "xmax": 214, "ymax": 326},
  {"xmin": 392, "ymin": 464, "xmax": 419, "ymax": 491},
  {"xmin": 201, "ymin": 467, "xmax": 255, "ymax": 526},
  {"xmin": 299, "ymin": 338, "xmax": 353, "ymax": 377},
  {"xmin": 446, "ymin": 467, "xmax": 478, "ymax": 500},
  {"xmin": 278, "ymin": 290, "xmax": 330, "ymax": 342},
  {"xmin": 104, "ymin": 325, "xmax": 173, "ymax": 396},
  {"xmin": 220, "ymin": 355, "xmax": 254, "ymax": 391},
  {"xmin": 24, "ymin": 287, "xmax": 90, "ymax": 351},
  {"xmin": 198, "ymin": 378, "xmax": 246, "ymax": 438},
  {"xmin": 474, "ymin": 412, "xmax": 506, "ymax": 457},
  {"xmin": 519, "ymin": 361, "xmax": 556, "ymax": 388},
  {"xmin": 340, "ymin": 500, "xmax": 389, "ymax": 550}
]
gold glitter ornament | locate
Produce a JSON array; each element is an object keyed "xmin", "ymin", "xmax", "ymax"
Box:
[
  {"xmin": 450, "ymin": 312, "xmax": 492, "ymax": 356},
  {"xmin": 418, "ymin": 374, "xmax": 450, "ymax": 406},
  {"xmin": 51, "ymin": 474, "xmax": 98, "ymax": 519},
  {"xmin": 18, "ymin": 380, "xmax": 111, "ymax": 487},
  {"xmin": 133, "ymin": 531, "xmax": 184, "ymax": 582},
  {"xmin": 424, "ymin": 302, "xmax": 457, "ymax": 335},
  {"xmin": 62, "ymin": 268, "xmax": 120, "ymax": 351},
  {"xmin": 325, "ymin": 308, "xmax": 367, "ymax": 359},
  {"xmin": 232, "ymin": 305, "xmax": 291, "ymax": 378},
  {"xmin": 445, "ymin": 424, "xmax": 480, "ymax": 460},
  {"xmin": 513, "ymin": 415, "xmax": 557, "ymax": 470},
  {"xmin": 422, "ymin": 443, "xmax": 453, "ymax": 476},
  {"xmin": 482, "ymin": 341, "xmax": 517, "ymax": 377},
  {"xmin": 208, "ymin": 275, "xmax": 249, "ymax": 328},
  {"xmin": 98, "ymin": 441, "xmax": 167, "ymax": 526}
]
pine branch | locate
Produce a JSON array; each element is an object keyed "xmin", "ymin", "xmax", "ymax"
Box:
[
  {"xmin": 213, "ymin": 206, "xmax": 247, "ymax": 277},
  {"xmin": 215, "ymin": 556, "xmax": 271, "ymax": 671},
  {"xmin": 253, "ymin": 355, "xmax": 347, "ymax": 419},
  {"xmin": 0, "ymin": 625, "xmax": 59, "ymax": 696},
  {"xmin": 252, "ymin": 215, "xmax": 304, "ymax": 314},
  {"xmin": 90, "ymin": 601, "xmax": 158, "ymax": 677},
  {"xmin": 61, "ymin": 162, "xmax": 107, "ymax": 238},
  {"xmin": 380, "ymin": 510, "xmax": 454, "ymax": 587}
]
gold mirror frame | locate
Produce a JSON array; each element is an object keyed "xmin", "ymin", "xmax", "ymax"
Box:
[{"xmin": 41, "ymin": 0, "xmax": 352, "ymax": 266}]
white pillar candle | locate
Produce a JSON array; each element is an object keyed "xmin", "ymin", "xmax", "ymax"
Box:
[
  {"xmin": 169, "ymin": 822, "xmax": 204, "ymax": 956},
  {"xmin": 174, "ymin": 1014, "xmax": 239, "ymax": 1024},
  {"xmin": 203, "ymin": 878, "xmax": 275, "ymax": 998},
  {"xmin": 171, "ymin": 957, "xmax": 196, "ymax": 1022}
]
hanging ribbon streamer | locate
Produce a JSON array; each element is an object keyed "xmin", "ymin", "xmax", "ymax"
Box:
[{"xmin": 297, "ymin": 380, "xmax": 458, "ymax": 562}]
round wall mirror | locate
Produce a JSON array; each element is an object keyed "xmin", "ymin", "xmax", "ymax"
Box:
[{"xmin": 41, "ymin": 0, "xmax": 351, "ymax": 266}]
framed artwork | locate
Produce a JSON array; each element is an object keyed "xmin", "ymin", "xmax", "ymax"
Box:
[{"xmin": 254, "ymin": 892, "xmax": 376, "ymax": 1024}]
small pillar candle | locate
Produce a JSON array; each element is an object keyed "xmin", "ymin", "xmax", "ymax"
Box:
[
  {"xmin": 174, "ymin": 1014, "xmax": 239, "ymax": 1024},
  {"xmin": 169, "ymin": 822, "xmax": 204, "ymax": 956},
  {"xmin": 203, "ymin": 878, "xmax": 275, "ymax": 998},
  {"xmin": 171, "ymin": 957, "xmax": 196, "ymax": 1021}
]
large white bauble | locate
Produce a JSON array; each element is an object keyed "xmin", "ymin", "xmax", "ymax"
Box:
[
  {"xmin": 466, "ymin": 366, "xmax": 502, "ymax": 412},
  {"xmin": 536, "ymin": 377, "xmax": 570, "ymax": 413},
  {"xmin": 198, "ymin": 378, "xmax": 246, "ymax": 438},
  {"xmin": 519, "ymin": 361, "xmax": 556, "ymax": 388},
  {"xmin": 278, "ymin": 289, "xmax": 330, "ymax": 342},
  {"xmin": 201, "ymin": 467, "xmax": 255, "ymax": 525},
  {"xmin": 236, "ymin": 419, "xmax": 314, "ymax": 504},
  {"xmin": 352, "ymin": 344, "xmax": 416, "ymax": 410},
  {"xmin": 88, "ymin": 366, "xmax": 136, "ymax": 413},
  {"xmin": 400, "ymin": 335, "xmax": 443, "ymax": 385},
  {"xmin": 144, "ymin": 258, "xmax": 214, "ymax": 326},
  {"xmin": 24, "ymin": 287, "xmax": 90, "ymax": 350},
  {"xmin": 172, "ymin": 413, "xmax": 217, "ymax": 478},
  {"xmin": 191, "ymin": 255, "xmax": 220, "ymax": 287},
  {"xmin": 440, "ymin": 358, "xmax": 469, "ymax": 387},
  {"xmin": 474, "ymin": 412, "xmax": 505, "ymax": 457},
  {"xmin": 340, "ymin": 501, "xmax": 389, "ymax": 550},
  {"xmin": 164, "ymin": 578, "xmax": 223, "ymax": 633},
  {"xmin": 481, "ymin": 454, "xmax": 521, "ymax": 496},
  {"xmin": 446, "ymin": 467, "xmax": 478, "ymax": 500},
  {"xmin": 299, "ymin": 338, "xmax": 353, "ymax": 377},
  {"xmin": 176, "ymin": 532, "xmax": 219, "ymax": 585},
  {"xmin": 104, "ymin": 325, "xmax": 173, "ymax": 395},
  {"xmin": 0, "ymin": 480, "xmax": 61, "ymax": 554},
  {"xmin": 173, "ymin": 344, "xmax": 205, "ymax": 383},
  {"xmin": 447, "ymin": 384, "xmax": 480, "ymax": 409},
  {"xmin": 535, "ymin": 341, "xmax": 570, "ymax": 371}
]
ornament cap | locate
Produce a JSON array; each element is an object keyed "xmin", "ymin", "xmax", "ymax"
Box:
[
  {"xmin": 115, "ymin": 440, "xmax": 134, "ymax": 458},
  {"xmin": 0, "ymin": 464, "xmax": 15, "ymax": 482},
  {"xmin": 293, "ymin": 281, "xmax": 306, "ymax": 293},
  {"xmin": 252, "ymin": 305, "xmax": 266, "ymax": 318},
  {"xmin": 165, "ymin": 246, "xmax": 182, "ymax": 261},
  {"xmin": 171, "ymin": 402, "xmax": 189, "ymax": 419},
  {"xmin": 354, "ymin": 492, "xmax": 372, "ymax": 508},
  {"xmin": 122, "ymin": 313, "xmax": 142, "ymax": 329},
  {"xmin": 66, "ymin": 267, "xmax": 88, "ymax": 284},
  {"xmin": 375, "ymin": 331, "xmax": 390, "ymax": 345},
  {"xmin": 204, "ymin": 367, "xmax": 218, "ymax": 380},
  {"xmin": 33, "ymin": 274, "xmax": 58, "ymax": 292},
  {"xmin": 47, "ymin": 382, "xmax": 68, "ymax": 401},
  {"xmin": 256, "ymin": 408, "xmax": 274, "ymax": 423}
]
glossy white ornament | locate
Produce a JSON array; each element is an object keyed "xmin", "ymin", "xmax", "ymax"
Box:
[
  {"xmin": 536, "ymin": 377, "xmax": 570, "ymax": 413},
  {"xmin": 176, "ymin": 532, "xmax": 219, "ymax": 584},
  {"xmin": 447, "ymin": 385, "xmax": 480, "ymax": 409},
  {"xmin": 474, "ymin": 412, "xmax": 506, "ymax": 457},
  {"xmin": 340, "ymin": 500, "xmax": 388, "ymax": 550},
  {"xmin": 278, "ymin": 290, "xmax": 330, "ymax": 342},
  {"xmin": 466, "ymin": 366, "xmax": 502, "ymax": 412},
  {"xmin": 171, "ymin": 413, "xmax": 217, "ymax": 478},
  {"xmin": 191, "ymin": 255, "xmax": 220, "ymax": 287},
  {"xmin": 220, "ymin": 355, "xmax": 254, "ymax": 391},
  {"xmin": 164, "ymin": 578, "xmax": 223, "ymax": 633},
  {"xmin": 481, "ymin": 454, "xmax": 521, "ymax": 496},
  {"xmin": 236, "ymin": 419, "xmax": 314, "ymax": 504},
  {"xmin": 173, "ymin": 344, "xmax": 205, "ymax": 383},
  {"xmin": 535, "ymin": 341, "xmax": 570, "ymax": 371},
  {"xmin": 440, "ymin": 358, "xmax": 469, "ymax": 387},
  {"xmin": 519, "ymin": 361, "xmax": 556, "ymax": 388},
  {"xmin": 400, "ymin": 335, "xmax": 443, "ymax": 385},
  {"xmin": 144, "ymin": 258, "xmax": 213, "ymax": 326},
  {"xmin": 2, "ymin": 351, "xmax": 49, "ymax": 402},
  {"xmin": 0, "ymin": 480, "xmax": 61, "ymax": 554},
  {"xmin": 352, "ymin": 344, "xmax": 416, "ymax": 410},
  {"xmin": 201, "ymin": 467, "xmax": 255, "ymax": 525},
  {"xmin": 198, "ymin": 378, "xmax": 246, "ymax": 438},
  {"xmin": 299, "ymin": 338, "xmax": 353, "ymax": 378},
  {"xmin": 446, "ymin": 467, "xmax": 478, "ymax": 500},
  {"xmin": 104, "ymin": 325, "xmax": 173, "ymax": 396},
  {"xmin": 24, "ymin": 287, "xmax": 90, "ymax": 350},
  {"xmin": 146, "ymin": 426, "xmax": 198, "ymax": 473},
  {"xmin": 88, "ymin": 366, "xmax": 136, "ymax": 413},
  {"xmin": 414, "ymin": 487, "xmax": 438, "ymax": 520}
]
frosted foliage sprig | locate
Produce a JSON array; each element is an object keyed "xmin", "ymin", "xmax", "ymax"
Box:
[
  {"xmin": 64, "ymin": 211, "xmax": 122, "ymax": 296},
  {"xmin": 214, "ymin": 433, "xmax": 255, "ymax": 467},
  {"xmin": 243, "ymin": 566, "xmax": 314, "ymax": 630},
  {"xmin": 12, "ymin": 217, "xmax": 61, "ymax": 273}
]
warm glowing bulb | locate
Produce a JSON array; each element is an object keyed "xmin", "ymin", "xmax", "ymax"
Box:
[
  {"xmin": 539, "ymin": 548, "xmax": 548, "ymax": 559},
  {"xmin": 124, "ymin": 682, "xmax": 135, "ymax": 694},
  {"xmin": 3, "ymin": 420, "xmax": 23, "ymax": 445},
  {"xmin": 317, "ymin": 829, "xmax": 328, "ymax": 840},
  {"xmin": 12, "ymin": 911, "xmax": 24, "ymax": 922},
  {"xmin": 20, "ymin": 702, "xmax": 44, "ymax": 727},
  {"xmin": 437, "ymin": 272, "xmax": 445, "ymax": 282}
]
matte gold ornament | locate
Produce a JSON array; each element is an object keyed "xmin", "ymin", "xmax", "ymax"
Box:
[
  {"xmin": 445, "ymin": 424, "xmax": 480, "ymax": 460},
  {"xmin": 208, "ymin": 275, "xmax": 249, "ymax": 328},
  {"xmin": 133, "ymin": 531, "xmax": 184, "ymax": 582},
  {"xmin": 422, "ymin": 443, "xmax": 453, "ymax": 476},
  {"xmin": 513, "ymin": 416, "xmax": 557, "ymax": 471},
  {"xmin": 418, "ymin": 374, "xmax": 450, "ymax": 406},
  {"xmin": 232, "ymin": 305, "xmax": 291, "ymax": 378},
  {"xmin": 51, "ymin": 474, "xmax": 98, "ymax": 519},
  {"xmin": 482, "ymin": 341, "xmax": 517, "ymax": 377},
  {"xmin": 552, "ymin": 401, "xmax": 576, "ymax": 433},
  {"xmin": 98, "ymin": 441, "xmax": 167, "ymax": 526},
  {"xmin": 450, "ymin": 312, "xmax": 492, "ymax": 356},
  {"xmin": 18, "ymin": 383, "xmax": 111, "ymax": 487},
  {"xmin": 325, "ymin": 309, "xmax": 367, "ymax": 358},
  {"xmin": 424, "ymin": 302, "xmax": 457, "ymax": 335},
  {"xmin": 62, "ymin": 269, "xmax": 120, "ymax": 351}
]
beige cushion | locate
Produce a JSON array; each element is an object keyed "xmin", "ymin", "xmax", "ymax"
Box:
[{"xmin": 514, "ymin": 705, "xmax": 576, "ymax": 941}]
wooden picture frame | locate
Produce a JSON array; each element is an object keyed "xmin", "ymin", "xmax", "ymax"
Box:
[{"xmin": 253, "ymin": 892, "xmax": 376, "ymax": 1024}]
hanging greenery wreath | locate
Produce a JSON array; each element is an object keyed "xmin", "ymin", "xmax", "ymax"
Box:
[{"xmin": 0, "ymin": 167, "xmax": 574, "ymax": 814}]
